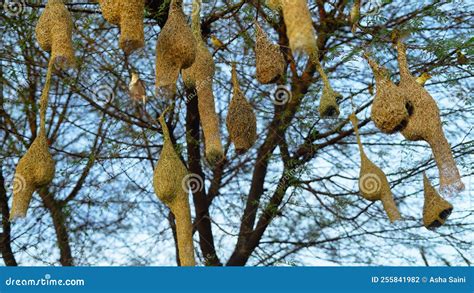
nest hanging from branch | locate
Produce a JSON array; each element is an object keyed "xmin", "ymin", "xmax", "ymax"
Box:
[
  {"xmin": 153, "ymin": 111, "xmax": 196, "ymax": 266},
  {"xmin": 395, "ymin": 40, "xmax": 464, "ymax": 195},
  {"xmin": 364, "ymin": 53, "xmax": 411, "ymax": 134},
  {"xmin": 35, "ymin": 0, "xmax": 76, "ymax": 70},
  {"xmin": 422, "ymin": 173, "xmax": 453, "ymax": 230},
  {"xmin": 98, "ymin": 0, "xmax": 145, "ymax": 55},
  {"xmin": 255, "ymin": 21, "xmax": 285, "ymax": 84},
  {"xmin": 267, "ymin": 0, "xmax": 318, "ymax": 56},
  {"xmin": 155, "ymin": 0, "xmax": 197, "ymax": 98},
  {"xmin": 10, "ymin": 60, "xmax": 56, "ymax": 220},
  {"xmin": 226, "ymin": 63, "xmax": 257, "ymax": 154},
  {"xmin": 314, "ymin": 57, "xmax": 341, "ymax": 118},
  {"xmin": 182, "ymin": 0, "xmax": 224, "ymax": 166},
  {"xmin": 350, "ymin": 114, "xmax": 401, "ymax": 223}
]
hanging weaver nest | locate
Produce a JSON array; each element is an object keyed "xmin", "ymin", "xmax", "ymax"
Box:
[
  {"xmin": 422, "ymin": 173, "xmax": 453, "ymax": 230},
  {"xmin": 10, "ymin": 59, "xmax": 56, "ymax": 220},
  {"xmin": 319, "ymin": 84, "xmax": 342, "ymax": 118},
  {"xmin": 364, "ymin": 53, "xmax": 411, "ymax": 134},
  {"xmin": 395, "ymin": 40, "xmax": 464, "ymax": 195},
  {"xmin": 255, "ymin": 21, "xmax": 285, "ymax": 84},
  {"xmin": 10, "ymin": 132, "xmax": 55, "ymax": 220},
  {"xmin": 35, "ymin": 0, "xmax": 76, "ymax": 70},
  {"xmin": 313, "ymin": 56, "xmax": 341, "ymax": 118},
  {"xmin": 226, "ymin": 63, "xmax": 257, "ymax": 154},
  {"xmin": 98, "ymin": 0, "xmax": 145, "ymax": 55},
  {"xmin": 267, "ymin": 0, "xmax": 318, "ymax": 55},
  {"xmin": 182, "ymin": 0, "xmax": 224, "ymax": 166},
  {"xmin": 350, "ymin": 114, "xmax": 401, "ymax": 223},
  {"xmin": 155, "ymin": 0, "xmax": 197, "ymax": 98},
  {"xmin": 153, "ymin": 111, "xmax": 196, "ymax": 266}
]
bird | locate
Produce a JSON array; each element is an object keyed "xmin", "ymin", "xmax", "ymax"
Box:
[
  {"xmin": 456, "ymin": 50, "xmax": 468, "ymax": 65},
  {"xmin": 210, "ymin": 35, "xmax": 231, "ymax": 52},
  {"xmin": 416, "ymin": 72, "xmax": 432, "ymax": 86},
  {"xmin": 129, "ymin": 71, "xmax": 147, "ymax": 105}
]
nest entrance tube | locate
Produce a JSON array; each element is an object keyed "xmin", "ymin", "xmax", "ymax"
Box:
[
  {"xmin": 153, "ymin": 111, "xmax": 196, "ymax": 266},
  {"xmin": 350, "ymin": 114, "xmax": 401, "ymax": 223},
  {"xmin": 395, "ymin": 41, "xmax": 464, "ymax": 195},
  {"xmin": 226, "ymin": 63, "xmax": 257, "ymax": 154},
  {"xmin": 155, "ymin": 0, "xmax": 197, "ymax": 99},
  {"xmin": 35, "ymin": 0, "xmax": 76, "ymax": 70},
  {"xmin": 98, "ymin": 0, "xmax": 146, "ymax": 55},
  {"xmin": 182, "ymin": 0, "xmax": 224, "ymax": 166},
  {"xmin": 10, "ymin": 60, "xmax": 56, "ymax": 220},
  {"xmin": 423, "ymin": 173, "xmax": 453, "ymax": 230},
  {"xmin": 255, "ymin": 21, "xmax": 285, "ymax": 84}
]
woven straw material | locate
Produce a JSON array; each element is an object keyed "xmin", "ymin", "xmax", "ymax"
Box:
[
  {"xmin": 98, "ymin": 0, "xmax": 145, "ymax": 54},
  {"xmin": 153, "ymin": 114, "xmax": 196, "ymax": 266},
  {"xmin": 97, "ymin": 0, "xmax": 120, "ymax": 24},
  {"xmin": 350, "ymin": 114, "xmax": 401, "ymax": 223},
  {"xmin": 266, "ymin": 0, "xmax": 282, "ymax": 10},
  {"xmin": 279, "ymin": 0, "xmax": 318, "ymax": 55},
  {"xmin": 365, "ymin": 54, "xmax": 410, "ymax": 134},
  {"xmin": 314, "ymin": 57, "xmax": 341, "ymax": 118},
  {"xmin": 182, "ymin": 0, "xmax": 224, "ymax": 166},
  {"xmin": 155, "ymin": 0, "xmax": 197, "ymax": 99},
  {"xmin": 255, "ymin": 22, "xmax": 285, "ymax": 84},
  {"xmin": 10, "ymin": 58, "xmax": 56, "ymax": 220},
  {"xmin": 422, "ymin": 173, "xmax": 453, "ymax": 229},
  {"xmin": 35, "ymin": 0, "xmax": 75, "ymax": 69},
  {"xmin": 319, "ymin": 84, "xmax": 341, "ymax": 118},
  {"xmin": 396, "ymin": 41, "xmax": 464, "ymax": 195},
  {"xmin": 226, "ymin": 63, "xmax": 257, "ymax": 154},
  {"xmin": 10, "ymin": 131, "xmax": 55, "ymax": 220}
]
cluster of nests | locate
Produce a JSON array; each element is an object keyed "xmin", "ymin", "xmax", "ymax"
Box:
[
  {"xmin": 10, "ymin": 0, "xmax": 465, "ymax": 266},
  {"xmin": 356, "ymin": 39, "xmax": 464, "ymax": 228}
]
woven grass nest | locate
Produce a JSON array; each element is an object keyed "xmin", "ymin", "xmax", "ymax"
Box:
[
  {"xmin": 182, "ymin": 0, "xmax": 224, "ymax": 166},
  {"xmin": 10, "ymin": 131, "xmax": 55, "ymax": 220},
  {"xmin": 98, "ymin": 0, "xmax": 145, "ymax": 55},
  {"xmin": 395, "ymin": 40, "xmax": 464, "ymax": 195},
  {"xmin": 364, "ymin": 53, "xmax": 411, "ymax": 134},
  {"xmin": 153, "ymin": 112, "xmax": 196, "ymax": 266},
  {"xmin": 156, "ymin": 0, "xmax": 197, "ymax": 99},
  {"xmin": 255, "ymin": 21, "xmax": 285, "ymax": 84},
  {"xmin": 267, "ymin": 0, "xmax": 318, "ymax": 55},
  {"xmin": 314, "ymin": 57, "xmax": 341, "ymax": 118},
  {"xmin": 10, "ymin": 58, "xmax": 56, "ymax": 220},
  {"xmin": 350, "ymin": 114, "xmax": 401, "ymax": 223},
  {"xmin": 226, "ymin": 63, "xmax": 257, "ymax": 154},
  {"xmin": 423, "ymin": 173, "xmax": 453, "ymax": 230},
  {"xmin": 35, "ymin": 0, "xmax": 76, "ymax": 70},
  {"xmin": 319, "ymin": 83, "xmax": 342, "ymax": 118}
]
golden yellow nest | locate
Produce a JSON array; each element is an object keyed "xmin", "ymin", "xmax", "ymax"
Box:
[
  {"xmin": 153, "ymin": 112, "xmax": 196, "ymax": 266},
  {"xmin": 155, "ymin": 0, "xmax": 197, "ymax": 98},
  {"xmin": 98, "ymin": 0, "xmax": 145, "ymax": 54},
  {"xmin": 255, "ymin": 21, "xmax": 285, "ymax": 84},
  {"xmin": 226, "ymin": 63, "xmax": 257, "ymax": 154},
  {"xmin": 350, "ymin": 114, "xmax": 401, "ymax": 223},
  {"xmin": 35, "ymin": 0, "xmax": 76, "ymax": 69}
]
